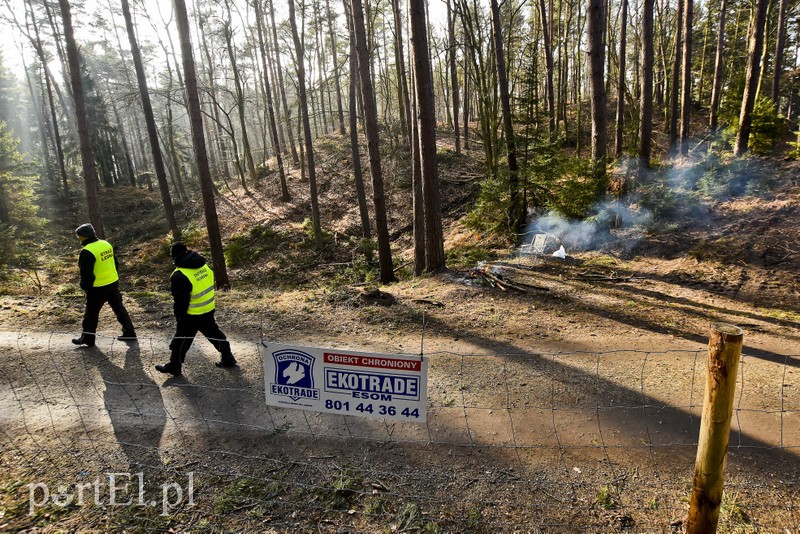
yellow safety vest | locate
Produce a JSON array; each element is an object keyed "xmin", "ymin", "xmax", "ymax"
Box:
[
  {"xmin": 83, "ymin": 239, "xmax": 119, "ymax": 287},
  {"xmin": 174, "ymin": 264, "xmax": 216, "ymax": 315}
]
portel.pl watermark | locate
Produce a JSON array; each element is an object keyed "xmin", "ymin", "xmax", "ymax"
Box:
[{"xmin": 26, "ymin": 472, "xmax": 194, "ymax": 516}]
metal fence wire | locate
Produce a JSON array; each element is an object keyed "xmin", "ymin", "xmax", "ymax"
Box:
[{"xmin": 0, "ymin": 330, "xmax": 798, "ymax": 532}]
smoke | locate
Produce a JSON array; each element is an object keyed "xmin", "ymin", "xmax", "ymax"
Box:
[
  {"xmin": 520, "ymin": 148, "xmax": 772, "ymax": 256},
  {"xmin": 521, "ymin": 157, "xmax": 654, "ymax": 254},
  {"xmin": 522, "ymin": 199, "xmax": 652, "ymax": 253},
  {"xmin": 660, "ymin": 146, "xmax": 768, "ymax": 200}
]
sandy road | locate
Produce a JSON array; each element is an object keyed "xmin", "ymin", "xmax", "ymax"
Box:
[{"xmin": 1, "ymin": 328, "xmax": 798, "ymax": 530}]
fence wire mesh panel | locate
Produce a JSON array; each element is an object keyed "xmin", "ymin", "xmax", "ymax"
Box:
[{"xmin": 0, "ymin": 330, "xmax": 798, "ymax": 532}]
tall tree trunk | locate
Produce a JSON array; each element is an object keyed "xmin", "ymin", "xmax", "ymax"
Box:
[
  {"xmin": 733, "ymin": 0, "xmax": 769, "ymax": 156},
  {"xmin": 462, "ymin": 14, "xmax": 470, "ymax": 150},
  {"xmin": 223, "ymin": 0, "xmax": 255, "ymax": 193},
  {"xmin": 575, "ymin": 3, "xmax": 583, "ymax": 155},
  {"xmin": 268, "ymin": 0, "xmax": 300, "ymax": 165},
  {"xmin": 559, "ymin": 0, "xmax": 572, "ymax": 130},
  {"xmin": 709, "ymin": 0, "xmax": 727, "ymax": 132},
  {"xmin": 198, "ymin": 18, "xmax": 232, "ymax": 183},
  {"xmin": 615, "ymin": 0, "xmax": 628, "ymax": 158},
  {"xmin": 724, "ymin": 3, "xmax": 743, "ymax": 109},
  {"xmin": 410, "ymin": 0, "xmax": 445, "ymax": 272},
  {"xmin": 105, "ymin": 0, "xmax": 145, "ymax": 178},
  {"xmin": 121, "ymin": 0, "xmax": 180, "ymax": 239},
  {"xmin": 252, "ymin": 37, "xmax": 270, "ymax": 161},
  {"xmin": 288, "ymin": 0, "xmax": 323, "ymax": 245},
  {"xmin": 391, "ymin": 0, "xmax": 412, "ymax": 146},
  {"xmin": 23, "ymin": 59, "xmax": 55, "ymax": 192},
  {"xmin": 754, "ymin": 0, "xmax": 772, "ymax": 103},
  {"xmin": 351, "ymin": 0, "xmax": 395, "ymax": 283},
  {"xmin": 537, "ymin": 0, "xmax": 557, "ymax": 136},
  {"xmin": 639, "ymin": 0, "xmax": 654, "ymax": 169},
  {"xmin": 173, "ymin": 0, "xmax": 230, "ymax": 288},
  {"xmin": 264, "ymin": 38, "xmax": 287, "ymax": 152},
  {"xmin": 655, "ymin": 0, "xmax": 667, "ymax": 111},
  {"xmin": 107, "ymin": 92, "xmax": 136, "ymax": 187},
  {"xmin": 0, "ymin": 178, "xmax": 10, "ymax": 224},
  {"xmin": 344, "ymin": 2, "xmax": 371, "ymax": 239},
  {"xmin": 669, "ymin": 0, "xmax": 683, "ymax": 146},
  {"xmin": 313, "ymin": 2, "xmax": 329, "ymax": 135},
  {"xmin": 770, "ymin": 0, "xmax": 787, "ymax": 104},
  {"xmin": 679, "ymin": 0, "xmax": 693, "ymax": 155},
  {"xmin": 326, "ymin": 0, "xmax": 346, "ymax": 136},
  {"xmin": 490, "ymin": 0, "xmax": 521, "ymax": 229},
  {"xmin": 435, "ymin": 33, "xmax": 451, "ymax": 126},
  {"xmin": 587, "ymin": 0, "xmax": 607, "ymax": 180},
  {"xmin": 460, "ymin": 0, "xmax": 497, "ymax": 176},
  {"xmin": 25, "ymin": 2, "xmax": 71, "ymax": 203},
  {"xmin": 697, "ymin": 13, "xmax": 711, "ymax": 105},
  {"xmin": 410, "ymin": 64, "xmax": 426, "ymax": 276},
  {"xmin": 58, "ymin": 0, "xmax": 104, "ymax": 237},
  {"xmin": 447, "ymin": 0, "xmax": 461, "ymax": 155},
  {"xmin": 161, "ymin": 51, "xmax": 188, "ymax": 202},
  {"xmin": 255, "ymin": 0, "xmax": 290, "ymax": 201},
  {"xmin": 44, "ymin": 0, "xmax": 74, "ymax": 118},
  {"xmin": 791, "ymin": 18, "xmax": 800, "ymax": 121}
]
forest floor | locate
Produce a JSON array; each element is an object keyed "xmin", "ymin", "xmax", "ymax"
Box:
[{"xmin": 1, "ymin": 132, "xmax": 799, "ymax": 531}]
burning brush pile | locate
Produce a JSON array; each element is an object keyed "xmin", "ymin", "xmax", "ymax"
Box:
[{"xmin": 453, "ymin": 262, "xmax": 550, "ymax": 293}]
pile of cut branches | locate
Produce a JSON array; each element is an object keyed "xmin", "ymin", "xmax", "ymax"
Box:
[{"xmin": 465, "ymin": 265, "xmax": 530, "ymax": 292}]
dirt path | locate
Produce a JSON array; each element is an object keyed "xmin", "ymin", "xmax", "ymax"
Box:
[{"xmin": 1, "ymin": 322, "xmax": 798, "ymax": 532}]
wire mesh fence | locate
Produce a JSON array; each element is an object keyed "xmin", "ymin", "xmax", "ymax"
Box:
[{"xmin": 0, "ymin": 329, "xmax": 798, "ymax": 531}]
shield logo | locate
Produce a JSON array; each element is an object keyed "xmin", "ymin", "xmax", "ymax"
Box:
[{"xmin": 273, "ymin": 350, "xmax": 315, "ymax": 400}]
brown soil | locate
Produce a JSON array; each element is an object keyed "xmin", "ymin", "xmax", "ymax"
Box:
[{"xmin": 1, "ymin": 138, "xmax": 799, "ymax": 532}]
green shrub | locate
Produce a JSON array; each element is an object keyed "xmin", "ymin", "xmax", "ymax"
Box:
[
  {"xmin": 446, "ymin": 245, "xmax": 492, "ymax": 269},
  {"xmin": 534, "ymin": 154, "xmax": 604, "ymax": 219},
  {"xmin": 158, "ymin": 221, "xmax": 206, "ymax": 260},
  {"xmin": 224, "ymin": 239, "xmax": 261, "ymax": 267},
  {"xmin": 436, "ymin": 147, "xmax": 460, "ymax": 165},
  {"xmin": 696, "ymin": 157, "xmax": 771, "ymax": 198},
  {"xmin": 0, "ymin": 223, "xmax": 16, "ymax": 267},
  {"xmin": 0, "ymin": 122, "xmax": 45, "ymax": 271},
  {"xmin": 466, "ymin": 147, "xmax": 606, "ymax": 235},
  {"xmin": 464, "ymin": 171, "xmax": 514, "ymax": 233},
  {"xmin": 255, "ymin": 162, "xmax": 273, "ymax": 180},
  {"xmin": 789, "ymin": 130, "xmax": 800, "ymax": 160},
  {"xmin": 301, "ymin": 217, "xmax": 332, "ymax": 245},
  {"xmin": 749, "ymin": 97, "xmax": 783, "ymax": 155},
  {"xmin": 724, "ymin": 96, "xmax": 785, "ymax": 156},
  {"xmin": 545, "ymin": 169, "xmax": 607, "ymax": 218},
  {"xmin": 224, "ymin": 225, "xmax": 282, "ymax": 267},
  {"xmin": 356, "ymin": 237, "xmax": 376, "ymax": 263}
]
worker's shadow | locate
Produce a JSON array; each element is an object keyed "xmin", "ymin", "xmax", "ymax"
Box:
[
  {"xmin": 160, "ymin": 360, "xmax": 245, "ymax": 450},
  {"xmin": 91, "ymin": 342, "xmax": 167, "ymax": 473}
]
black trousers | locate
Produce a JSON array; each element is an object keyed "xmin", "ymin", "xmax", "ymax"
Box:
[
  {"xmin": 81, "ymin": 282, "xmax": 136, "ymax": 343},
  {"xmin": 169, "ymin": 311, "xmax": 233, "ymax": 366}
]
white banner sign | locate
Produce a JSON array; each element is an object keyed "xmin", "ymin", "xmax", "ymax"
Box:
[{"xmin": 260, "ymin": 342, "xmax": 428, "ymax": 423}]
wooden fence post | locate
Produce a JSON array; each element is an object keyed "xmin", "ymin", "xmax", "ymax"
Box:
[{"xmin": 687, "ymin": 323, "xmax": 744, "ymax": 533}]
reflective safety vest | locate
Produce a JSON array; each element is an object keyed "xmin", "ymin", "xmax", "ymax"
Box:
[
  {"xmin": 83, "ymin": 239, "xmax": 119, "ymax": 287},
  {"xmin": 174, "ymin": 264, "xmax": 216, "ymax": 315}
]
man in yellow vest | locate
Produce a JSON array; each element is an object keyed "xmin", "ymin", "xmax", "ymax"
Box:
[
  {"xmin": 155, "ymin": 242, "xmax": 237, "ymax": 376},
  {"xmin": 72, "ymin": 223, "xmax": 137, "ymax": 347}
]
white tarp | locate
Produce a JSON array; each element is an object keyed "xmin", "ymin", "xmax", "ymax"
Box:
[{"xmin": 260, "ymin": 342, "xmax": 428, "ymax": 423}]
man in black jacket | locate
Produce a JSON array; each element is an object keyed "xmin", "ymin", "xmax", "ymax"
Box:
[
  {"xmin": 155, "ymin": 242, "xmax": 237, "ymax": 376},
  {"xmin": 72, "ymin": 223, "xmax": 137, "ymax": 347}
]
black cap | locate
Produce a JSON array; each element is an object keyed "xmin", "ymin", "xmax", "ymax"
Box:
[
  {"xmin": 170, "ymin": 242, "xmax": 188, "ymax": 259},
  {"xmin": 75, "ymin": 223, "xmax": 96, "ymax": 238}
]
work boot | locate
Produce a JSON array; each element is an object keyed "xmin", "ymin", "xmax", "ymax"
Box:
[
  {"xmin": 215, "ymin": 354, "xmax": 238, "ymax": 368},
  {"xmin": 117, "ymin": 331, "xmax": 137, "ymax": 342},
  {"xmin": 155, "ymin": 362, "xmax": 181, "ymax": 376},
  {"xmin": 72, "ymin": 335, "xmax": 95, "ymax": 347}
]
